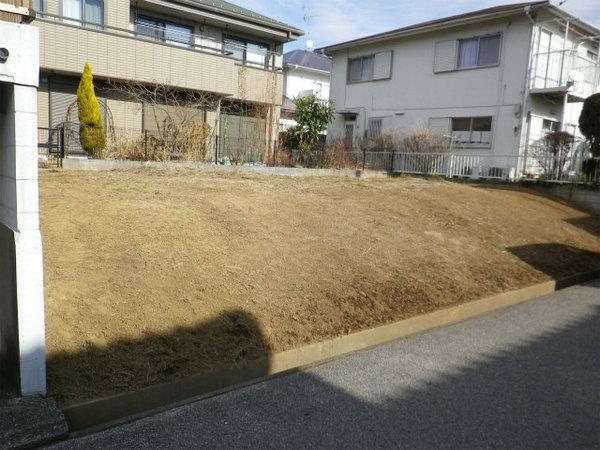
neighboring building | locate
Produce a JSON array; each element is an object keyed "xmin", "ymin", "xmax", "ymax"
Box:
[
  {"xmin": 280, "ymin": 49, "xmax": 331, "ymax": 131},
  {"xmin": 320, "ymin": 1, "xmax": 600, "ymax": 163},
  {"xmin": 29, "ymin": 0, "xmax": 303, "ymax": 157}
]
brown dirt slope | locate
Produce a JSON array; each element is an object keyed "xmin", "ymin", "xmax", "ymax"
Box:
[{"xmin": 39, "ymin": 170, "xmax": 600, "ymax": 405}]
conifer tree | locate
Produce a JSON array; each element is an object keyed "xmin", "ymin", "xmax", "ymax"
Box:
[{"xmin": 77, "ymin": 63, "xmax": 105, "ymax": 157}]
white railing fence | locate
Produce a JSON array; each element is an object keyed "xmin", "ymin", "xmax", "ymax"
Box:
[
  {"xmin": 530, "ymin": 50, "xmax": 600, "ymax": 98},
  {"xmin": 388, "ymin": 151, "xmax": 598, "ymax": 184}
]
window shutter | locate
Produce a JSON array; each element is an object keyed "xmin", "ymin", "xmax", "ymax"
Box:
[
  {"xmin": 373, "ymin": 51, "xmax": 393, "ymax": 80},
  {"xmin": 434, "ymin": 40, "xmax": 457, "ymax": 73},
  {"xmin": 428, "ymin": 117, "xmax": 450, "ymax": 133}
]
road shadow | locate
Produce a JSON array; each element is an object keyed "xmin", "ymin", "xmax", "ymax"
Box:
[
  {"xmin": 61, "ymin": 300, "xmax": 600, "ymax": 448},
  {"xmin": 46, "ymin": 309, "xmax": 271, "ymax": 406},
  {"xmin": 507, "ymin": 243, "xmax": 600, "ymax": 281}
]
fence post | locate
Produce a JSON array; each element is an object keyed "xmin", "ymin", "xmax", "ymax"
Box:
[
  {"xmin": 390, "ymin": 148, "xmax": 396, "ymax": 175},
  {"xmin": 58, "ymin": 125, "xmax": 65, "ymax": 168},
  {"xmin": 362, "ymin": 147, "xmax": 366, "ymax": 172},
  {"xmin": 144, "ymin": 129, "xmax": 148, "ymax": 161}
]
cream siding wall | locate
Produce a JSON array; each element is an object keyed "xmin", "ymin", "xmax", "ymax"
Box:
[
  {"xmin": 106, "ymin": 97, "xmax": 142, "ymax": 132},
  {"xmin": 35, "ymin": 21, "xmax": 283, "ymax": 105},
  {"xmin": 37, "ymin": 80, "xmax": 49, "ymax": 129}
]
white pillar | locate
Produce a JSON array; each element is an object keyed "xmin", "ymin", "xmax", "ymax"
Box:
[{"xmin": 0, "ymin": 21, "xmax": 45, "ymax": 396}]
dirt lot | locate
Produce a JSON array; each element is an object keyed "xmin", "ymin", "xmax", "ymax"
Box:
[{"xmin": 39, "ymin": 169, "xmax": 600, "ymax": 405}]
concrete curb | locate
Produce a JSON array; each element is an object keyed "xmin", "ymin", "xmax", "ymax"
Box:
[
  {"xmin": 61, "ymin": 269, "xmax": 600, "ymax": 435},
  {"xmin": 59, "ymin": 158, "xmax": 389, "ymax": 179}
]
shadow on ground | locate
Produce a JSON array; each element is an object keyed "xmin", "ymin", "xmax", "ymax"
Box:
[
  {"xmin": 507, "ymin": 243, "xmax": 600, "ymax": 281},
  {"xmin": 566, "ymin": 215, "xmax": 600, "ymax": 236},
  {"xmin": 47, "ymin": 310, "xmax": 271, "ymax": 405},
  {"xmin": 54, "ymin": 293, "xmax": 600, "ymax": 449},
  {"xmin": 230, "ymin": 304, "xmax": 599, "ymax": 448}
]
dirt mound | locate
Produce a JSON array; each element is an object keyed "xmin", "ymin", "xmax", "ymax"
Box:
[{"xmin": 39, "ymin": 170, "xmax": 600, "ymax": 404}]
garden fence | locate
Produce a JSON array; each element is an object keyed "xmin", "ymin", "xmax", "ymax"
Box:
[{"xmin": 38, "ymin": 125, "xmax": 600, "ymax": 185}]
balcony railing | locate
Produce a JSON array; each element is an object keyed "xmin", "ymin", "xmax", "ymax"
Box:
[
  {"xmin": 33, "ymin": 11, "xmax": 282, "ymax": 71},
  {"xmin": 530, "ymin": 50, "xmax": 600, "ymax": 99}
]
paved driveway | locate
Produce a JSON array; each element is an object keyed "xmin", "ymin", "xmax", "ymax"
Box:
[{"xmin": 51, "ymin": 280, "xmax": 600, "ymax": 449}]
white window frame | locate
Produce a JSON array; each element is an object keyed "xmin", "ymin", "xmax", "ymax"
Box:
[
  {"xmin": 347, "ymin": 51, "xmax": 393, "ymax": 84},
  {"xmin": 456, "ymin": 33, "xmax": 502, "ymax": 70},
  {"xmin": 451, "ymin": 116, "xmax": 493, "ymax": 148},
  {"xmin": 347, "ymin": 54, "xmax": 375, "ymax": 83},
  {"xmin": 61, "ymin": 0, "xmax": 105, "ymax": 28}
]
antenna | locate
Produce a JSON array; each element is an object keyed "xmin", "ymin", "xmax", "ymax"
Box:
[{"xmin": 303, "ymin": 4, "xmax": 316, "ymax": 51}]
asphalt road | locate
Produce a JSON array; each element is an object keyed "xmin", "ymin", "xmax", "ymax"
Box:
[{"xmin": 50, "ymin": 280, "xmax": 600, "ymax": 449}]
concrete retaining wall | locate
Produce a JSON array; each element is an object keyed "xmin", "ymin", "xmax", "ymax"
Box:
[
  {"xmin": 60, "ymin": 158, "xmax": 389, "ymax": 179},
  {"xmin": 539, "ymin": 185, "xmax": 600, "ymax": 216}
]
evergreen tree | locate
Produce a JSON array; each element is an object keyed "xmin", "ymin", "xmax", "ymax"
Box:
[{"xmin": 77, "ymin": 63, "xmax": 105, "ymax": 157}]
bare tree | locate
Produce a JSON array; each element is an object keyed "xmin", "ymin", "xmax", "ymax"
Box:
[{"xmin": 530, "ymin": 131, "xmax": 575, "ymax": 180}]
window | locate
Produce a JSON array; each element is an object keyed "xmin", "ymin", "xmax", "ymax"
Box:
[
  {"xmin": 348, "ymin": 55, "xmax": 375, "ymax": 82},
  {"xmin": 457, "ymin": 34, "xmax": 501, "ymax": 69},
  {"xmin": 451, "ymin": 116, "xmax": 493, "ymax": 146},
  {"xmin": 542, "ymin": 119, "xmax": 560, "ymax": 133},
  {"xmin": 223, "ymin": 37, "xmax": 269, "ymax": 68},
  {"xmin": 345, "ymin": 123, "xmax": 355, "ymax": 148},
  {"xmin": 348, "ymin": 51, "xmax": 393, "ymax": 83},
  {"xmin": 32, "ymin": 0, "xmax": 43, "ymax": 15},
  {"xmin": 62, "ymin": 0, "xmax": 104, "ymax": 28},
  {"xmin": 368, "ymin": 118, "xmax": 383, "ymax": 139},
  {"xmin": 135, "ymin": 16, "xmax": 193, "ymax": 47}
]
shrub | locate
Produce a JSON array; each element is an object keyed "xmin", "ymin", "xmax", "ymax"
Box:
[
  {"xmin": 582, "ymin": 158, "xmax": 600, "ymax": 181},
  {"xmin": 77, "ymin": 63, "xmax": 106, "ymax": 157},
  {"xmin": 579, "ymin": 93, "xmax": 600, "ymax": 157},
  {"xmin": 293, "ymin": 95, "xmax": 335, "ymax": 153},
  {"xmin": 399, "ymin": 125, "xmax": 450, "ymax": 153}
]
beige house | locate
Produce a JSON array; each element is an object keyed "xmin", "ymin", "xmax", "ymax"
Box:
[{"xmin": 30, "ymin": 0, "xmax": 303, "ymax": 159}]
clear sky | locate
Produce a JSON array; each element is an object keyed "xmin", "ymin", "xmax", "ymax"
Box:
[{"xmin": 241, "ymin": 0, "xmax": 600, "ymax": 51}]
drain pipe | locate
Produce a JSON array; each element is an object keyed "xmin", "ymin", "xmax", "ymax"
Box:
[
  {"xmin": 520, "ymin": 6, "xmax": 538, "ymax": 177},
  {"xmin": 560, "ymin": 20, "xmax": 570, "ymax": 131}
]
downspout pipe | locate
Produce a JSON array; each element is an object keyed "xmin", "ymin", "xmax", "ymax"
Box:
[{"xmin": 520, "ymin": 6, "xmax": 537, "ymax": 176}]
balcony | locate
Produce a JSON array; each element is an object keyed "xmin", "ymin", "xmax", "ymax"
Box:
[
  {"xmin": 530, "ymin": 50, "xmax": 600, "ymax": 101},
  {"xmin": 33, "ymin": 12, "xmax": 283, "ymax": 104}
]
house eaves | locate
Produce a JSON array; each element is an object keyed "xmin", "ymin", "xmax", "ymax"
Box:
[
  {"xmin": 284, "ymin": 64, "xmax": 331, "ymax": 76},
  {"xmin": 318, "ymin": 1, "xmax": 551, "ymax": 53},
  {"xmin": 148, "ymin": 0, "xmax": 304, "ymax": 40}
]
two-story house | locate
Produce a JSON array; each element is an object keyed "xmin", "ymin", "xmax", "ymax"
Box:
[
  {"xmin": 320, "ymin": 1, "xmax": 600, "ymax": 166},
  {"xmin": 280, "ymin": 49, "xmax": 332, "ymax": 131},
  {"xmin": 29, "ymin": 0, "xmax": 303, "ymax": 158}
]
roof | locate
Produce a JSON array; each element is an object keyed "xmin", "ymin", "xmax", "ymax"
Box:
[
  {"xmin": 284, "ymin": 50, "xmax": 332, "ymax": 72},
  {"xmin": 281, "ymin": 96, "xmax": 297, "ymax": 111},
  {"xmin": 177, "ymin": 0, "xmax": 303, "ymax": 36},
  {"xmin": 319, "ymin": 1, "xmax": 553, "ymax": 53}
]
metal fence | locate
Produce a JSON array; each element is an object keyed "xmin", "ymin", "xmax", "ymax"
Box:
[
  {"xmin": 38, "ymin": 125, "xmax": 600, "ymax": 185},
  {"xmin": 38, "ymin": 125, "xmax": 276, "ymax": 165}
]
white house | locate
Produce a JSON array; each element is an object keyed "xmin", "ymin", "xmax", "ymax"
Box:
[
  {"xmin": 320, "ymin": 1, "xmax": 600, "ymax": 164},
  {"xmin": 280, "ymin": 49, "xmax": 332, "ymax": 131}
]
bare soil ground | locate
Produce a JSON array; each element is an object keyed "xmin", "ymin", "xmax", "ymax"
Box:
[{"xmin": 39, "ymin": 169, "xmax": 600, "ymax": 405}]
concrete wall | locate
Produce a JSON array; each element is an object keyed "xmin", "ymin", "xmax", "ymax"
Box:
[
  {"xmin": 540, "ymin": 185, "xmax": 600, "ymax": 216},
  {"xmin": 0, "ymin": 22, "xmax": 45, "ymax": 396},
  {"xmin": 327, "ymin": 16, "xmax": 533, "ymax": 156}
]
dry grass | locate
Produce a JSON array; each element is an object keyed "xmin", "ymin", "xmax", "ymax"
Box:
[{"xmin": 39, "ymin": 169, "xmax": 600, "ymax": 405}]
